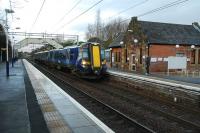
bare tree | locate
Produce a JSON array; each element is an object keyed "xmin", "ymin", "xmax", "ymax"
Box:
[{"xmin": 85, "ymin": 10, "xmax": 128, "ymax": 44}]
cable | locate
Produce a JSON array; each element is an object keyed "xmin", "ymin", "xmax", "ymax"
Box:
[
  {"xmin": 54, "ymin": 0, "xmax": 82, "ymax": 27},
  {"xmin": 105, "ymin": 0, "xmax": 148, "ymax": 21},
  {"xmin": 120, "ymin": 0, "xmax": 190, "ymax": 24},
  {"xmin": 54, "ymin": 0, "xmax": 103, "ymax": 33},
  {"xmin": 30, "ymin": 0, "xmax": 46, "ymax": 32},
  {"xmin": 138, "ymin": 0, "xmax": 189, "ymax": 17},
  {"xmin": 98, "ymin": 0, "xmax": 190, "ymax": 32}
]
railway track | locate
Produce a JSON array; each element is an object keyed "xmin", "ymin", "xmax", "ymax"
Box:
[
  {"xmin": 29, "ymin": 60, "xmax": 154, "ymax": 133},
  {"xmin": 61, "ymin": 72, "xmax": 200, "ymax": 132},
  {"xmin": 28, "ymin": 60, "xmax": 200, "ymax": 132},
  {"xmin": 108, "ymin": 72, "xmax": 200, "ymax": 113}
]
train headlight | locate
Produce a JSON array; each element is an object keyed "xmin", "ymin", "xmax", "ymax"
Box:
[
  {"xmin": 102, "ymin": 60, "xmax": 106, "ymax": 65},
  {"xmin": 82, "ymin": 60, "xmax": 90, "ymax": 66},
  {"xmin": 82, "ymin": 60, "xmax": 87, "ymax": 65}
]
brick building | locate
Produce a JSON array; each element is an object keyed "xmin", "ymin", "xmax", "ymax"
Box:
[
  {"xmin": 108, "ymin": 33, "xmax": 125, "ymax": 69},
  {"xmin": 109, "ymin": 17, "xmax": 200, "ymax": 74}
]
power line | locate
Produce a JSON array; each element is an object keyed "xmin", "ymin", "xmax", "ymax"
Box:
[
  {"xmin": 30, "ymin": 0, "xmax": 46, "ymax": 32},
  {"xmin": 120, "ymin": 0, "xmax": 190, "ymax": 24},
  {"xmin": 54, "ymin": 0, "xmax": 103, "ymax": 33},
  {"xmin": 98, "ymin": 0, "xmax": 190, "ymax": 32},
  {"xmin": 138, "ymin": 0, "xmax": 190, "ymax": 17},
  {"xmin": 54, "ymin": 0, "xmax": 82, "ymax": 27},
  {"xmin": 105, "ymin": 0, "xmax": 148, "ymax": 21}
]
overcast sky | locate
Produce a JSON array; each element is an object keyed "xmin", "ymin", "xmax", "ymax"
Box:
[{"xmin": 0, "ymin": 0, "xmax": 200, "ymax": 41}]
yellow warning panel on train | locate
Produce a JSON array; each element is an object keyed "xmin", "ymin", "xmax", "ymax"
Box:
[{"xmin": 92, "ymin": 46, "xmax": 100, "ymax": 68}]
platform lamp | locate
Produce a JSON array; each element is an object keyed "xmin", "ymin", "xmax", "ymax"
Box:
[{"xmin": 5, "ymin": 9, "xmax": 14, "ymax": 76}]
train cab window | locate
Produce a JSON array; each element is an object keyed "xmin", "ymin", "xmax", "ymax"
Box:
[
  {"xmin": 82, "ymin": 48, "xmax": 89, "ymax": 59},
  {"xmin": 101, "ymin": 49, "xmax": 105, "ymax": 60}
]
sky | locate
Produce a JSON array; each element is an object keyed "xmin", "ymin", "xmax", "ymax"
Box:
[{"xmin": 0, "ymin": 0, "xmax": 200, "ymax": 43}]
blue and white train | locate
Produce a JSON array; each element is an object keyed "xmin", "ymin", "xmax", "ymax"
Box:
[{"xmin": 34, "ymin": 42, "xmax": 107, "ymax": 79}]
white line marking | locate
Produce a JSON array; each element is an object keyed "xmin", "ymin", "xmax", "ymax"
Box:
[{"xmin": 23, "ymin": 59, "xmax": 115, "ymax": 133}]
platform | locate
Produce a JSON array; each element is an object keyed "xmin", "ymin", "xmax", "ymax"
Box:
[
  {"xmin": 23, "ymin": 59, "xmax": 114, "ymax": 133},
  {"xmin": 0, "ymin": 60, "xmax": 31, "ymax": 133},
  {"xmin": 107, "ymin": 69, "xmax": 200, "ymax": 92}
]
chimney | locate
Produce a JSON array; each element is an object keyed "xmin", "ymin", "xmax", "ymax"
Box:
[{"xmin": 192, "ymin": 22, "xmax": 200, "ymax": 32}]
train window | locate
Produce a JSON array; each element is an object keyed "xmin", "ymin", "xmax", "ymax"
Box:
[
  {"xmin": 83, "ymin": 48, "xmax": 89, "ymax": 59},
  {"xmin": 60, "ymin": 53, "xmax": 65, "ymax": 59},
  {"xmin": 101, "ymin": 49, "xmax": 105, "ymax": 60},
  {"xmin": 70, "ymin": 52, "xmax": 74, "ymax": 59},
  {"xmin": 66, "ymin": 51, "xmax": 69, "ymax": 59},
  {"xmin": 105, "ymin": 51, "xmax": 110, "ymax": 62}
]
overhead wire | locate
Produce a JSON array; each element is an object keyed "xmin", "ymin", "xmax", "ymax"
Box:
[
  {"xmin": 53, "ymin": 0, "xmax": 82, "ymax": 27},
  {"xmin": 119, "ymin": 0, "xmax": 190, "ymax": 25},
  {"xmin": 138, "ymin": 0, "xmax": 190, "ymax": 17},
  {"xmin": 105, "ymin": 0, "xmax": 149, "ymax": 21},
  {"xmin": 98, "ymin": 0, "xmax": 190, "ymax": 32},
  {"xmin": 54, "ymin": 0, "xmax": 104, "ymax": 33},
  {"xmin": 30, "ymin": 0, "xmax": 46, "ymax": 32}
]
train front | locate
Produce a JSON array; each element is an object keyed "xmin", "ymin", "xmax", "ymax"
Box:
[{"xmin": 77, "ymin": 42, "xmax": 107, "ymax": 79}]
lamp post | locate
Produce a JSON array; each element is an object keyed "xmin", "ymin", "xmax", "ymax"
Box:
[
  {"xmin": 5, "ymin": 9, "xmax": 14, "ymax": 76},
  {"xmin": 77, "ymin": 35, "xmax": 79, "ymax": 45},
  {"xmin": 12, "ymin": 39, "xmax": 16, "ymax": 67}
]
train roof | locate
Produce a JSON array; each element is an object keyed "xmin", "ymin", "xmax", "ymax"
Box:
[{"xmin": 64, "ymin": 45, "xmax": 79, "ymax": 49}]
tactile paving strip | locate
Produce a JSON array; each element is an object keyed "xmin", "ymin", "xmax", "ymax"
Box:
[{"xmin": 24, "ymin": 64, "xmax": 72, "ymax": 133}]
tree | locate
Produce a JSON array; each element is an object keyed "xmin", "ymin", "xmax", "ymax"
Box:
[
  {"xmin": 85, "ymin": 10, "xmax": 128, "ymax": 48},
  {"xmin": 61, "ymin": 40, "xmax": 75, "ymax": 47}
]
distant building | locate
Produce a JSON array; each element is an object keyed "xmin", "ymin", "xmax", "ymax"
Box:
[{"xmin": 108, "ymin": 17, "xmax": 200, "ymax": 74}]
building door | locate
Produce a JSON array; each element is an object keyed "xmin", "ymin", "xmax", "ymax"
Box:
[{"xmin": 131, "ymin": 54, "xmax": 136, "ymax": 71}]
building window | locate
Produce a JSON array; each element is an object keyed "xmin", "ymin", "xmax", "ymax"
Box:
[
  {"xmin": 118, "ymin": 52, "xmax": 121, "ymax": 62},
  {"xmin": 198, "ymin": 49, "xmax": 200, "ymax": 64},
  {"xmin": 115, "ymin": 52, "xmax": 117, "ymax": 62},
  {"xmin": 140, "ymin": 48, "xmax": 142, "ymax": 64},
  {"xmin": 114, "ymin": 52, "xmax": 121, "ymax": 62},
  {"xmin": 125, "ymin": 49, "xmax": 128, "ymax": 63},
  {"xmin": 176, "ymin": 52, "xmax": 185, "ymax": 57},
  {"xmin": 191, "ymin": 49, "xmax": 195, "ymax": 64}
]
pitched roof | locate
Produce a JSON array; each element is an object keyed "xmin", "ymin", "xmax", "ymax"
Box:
[
  {"xmin": 139, "ymin": 21, "xmax": 200, "ymax": 45},
  {"xmin": 109, "ymin": 33, "xmax": 125, "ymax": 48}
]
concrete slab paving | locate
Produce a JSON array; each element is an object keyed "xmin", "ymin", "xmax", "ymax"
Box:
[
  {"xmin": 23, "ymin": 59, "xmax": 114, "ymax": 133},
  {"xmin": 0, "ymin": 61, "xmax": 30, "ymax": 133}
]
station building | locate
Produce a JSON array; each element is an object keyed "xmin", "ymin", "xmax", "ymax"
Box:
[{"xmin": 108, "ymin": 17, "xmax": 200, "ymax": 74}]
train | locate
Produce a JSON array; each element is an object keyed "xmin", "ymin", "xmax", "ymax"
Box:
[{"xmin": 34, "ymin": 42, "xmax": 107, "ymax": 79}]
